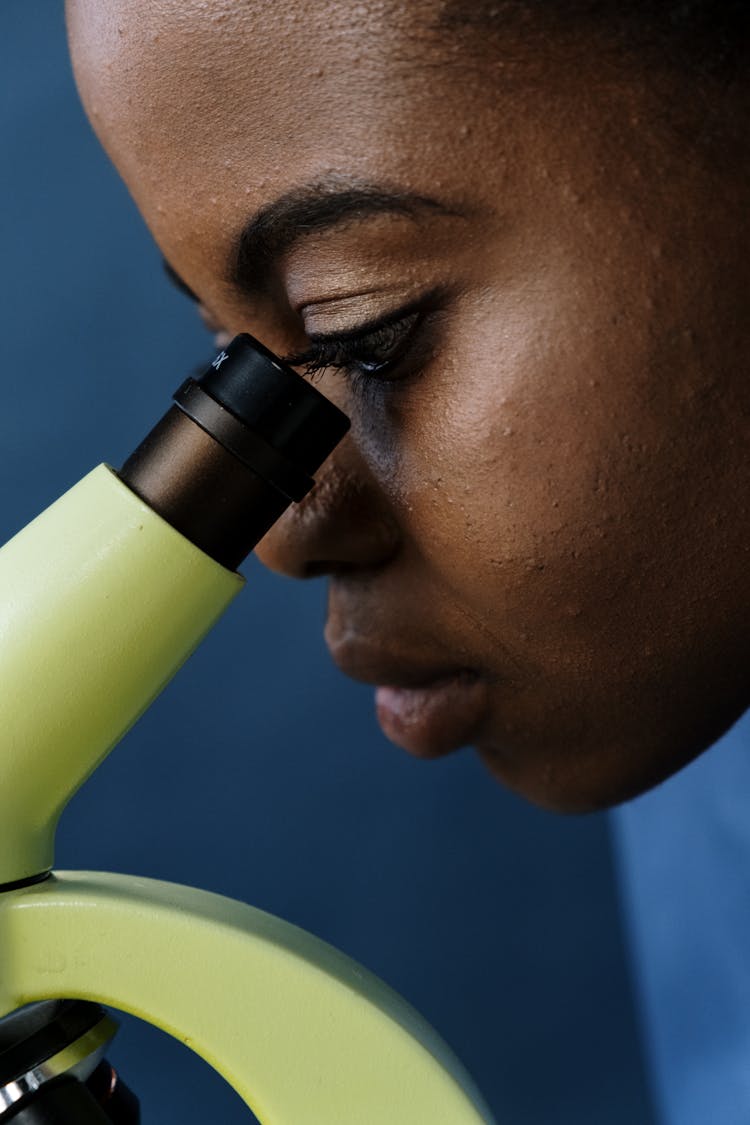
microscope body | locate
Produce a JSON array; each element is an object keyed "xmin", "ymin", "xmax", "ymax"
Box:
[
  {"xmin": 0, "ymin": 338, "xmax": 496, "ymax": 1123},
  {"xmin": 0, "ymin": 465, "xmax": 241, "ymax": 888}
]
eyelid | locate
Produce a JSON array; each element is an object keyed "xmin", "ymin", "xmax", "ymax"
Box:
[
  {"xmin": 282, "ymin": 290, "xmax": 446, "ymax": 392},
  {"xmin": 298, "ymin": 286, "xmax": 445, "ymax": 349},
  {"xmin": 282, "ymin": 309, "xmax": 414, "ymax": 372}
]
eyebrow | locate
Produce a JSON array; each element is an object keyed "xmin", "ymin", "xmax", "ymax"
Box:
[{"xmin": 228, "ymin": 179, "xmax": 465, "ymax": 299}]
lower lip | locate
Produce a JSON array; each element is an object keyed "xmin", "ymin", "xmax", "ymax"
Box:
[{"xmin": 374, "ymin": 673, "xmax": 488, "ymax": 758}]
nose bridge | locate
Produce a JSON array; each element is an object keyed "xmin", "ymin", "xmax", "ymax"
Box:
[{"xmin": 255, "ymin": 434, "xmax": 400, "ymax": 579}]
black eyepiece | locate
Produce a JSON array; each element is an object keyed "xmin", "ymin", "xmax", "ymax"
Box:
[
  {"xmin": 191, "ymin": 333, "xmax": 350, "ymax": 482},
  {"xmin": 119, "ymin": 333, "xmax": 351, "ymax": 569}
]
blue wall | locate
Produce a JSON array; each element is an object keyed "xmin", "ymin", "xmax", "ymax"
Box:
[{"xmin": 0, "ymin": 4, "xmax": 655, "ymax": 1122}]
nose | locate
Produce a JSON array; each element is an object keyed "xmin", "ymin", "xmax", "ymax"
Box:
[{"xmin": 255, "ymin": 434, "xmax": 400, "ymax": 579}]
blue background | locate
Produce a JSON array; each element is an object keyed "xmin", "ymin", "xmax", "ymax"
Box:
[
  {"xmin": 615, "ymin": 713, "xmax": 750, "ymax": 1125},
  {"xmin": 1, "ymin": 4, "xmax": 656, "ymax": 1122}
]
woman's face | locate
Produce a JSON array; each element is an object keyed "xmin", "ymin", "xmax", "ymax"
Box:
[{"xmin": 67, "ymin": 0, "xmax": 749, "ymax": 811}]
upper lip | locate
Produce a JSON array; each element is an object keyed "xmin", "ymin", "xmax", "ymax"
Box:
[{"xmin": 326, "ymin": 629, "xmax": 478, "ymax": 689}]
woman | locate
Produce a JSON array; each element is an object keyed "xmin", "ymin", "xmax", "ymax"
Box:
[
  {"xmin": 65, "ymin": 0, "xmax": 749, "ymax": 1116},
  {"xmin": 66, "ymin": 0, "xmax": 749, "ymax": 813}
]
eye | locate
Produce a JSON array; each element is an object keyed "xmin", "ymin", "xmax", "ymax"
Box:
[
  {"xmin": 284, "ymin": 290, "xmax": 443, "ymax": 390},
  {"xmin": 288, "ymin": 313, "xmax": 418, "ymax": 382}
]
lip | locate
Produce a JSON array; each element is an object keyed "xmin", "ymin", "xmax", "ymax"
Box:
[
  {"xmin": 327, "ymin": 633, "xmax": 490, "ymax": 758},
  {"xmin": 375, "ymin": 674, "xmax": 489, "ymax": 758}
]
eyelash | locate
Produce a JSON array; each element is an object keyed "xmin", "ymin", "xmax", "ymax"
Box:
[
  {"xmin": 163, "ymin": 257, "xmax": 439, "ymax": 394},
  {"xmin": 284, "ymin": 292, "xmax": 441, "ymax": 393}
]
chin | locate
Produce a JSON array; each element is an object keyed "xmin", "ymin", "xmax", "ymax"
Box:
[{"xmin": 475, "ymin": 697, "xmax": 750, "ymax": 815}]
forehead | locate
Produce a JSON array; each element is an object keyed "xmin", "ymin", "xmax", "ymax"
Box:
[
  {"xmin": 66, "ymin": 0, "xmax": 657, "ymax": 320},
  {"xmin": 66, "ymin": 0, "xmax": 529, "ymax": 309},
  {"xmin": 66, "ymin": 1, "xmax": 468, "ymax": 209}
]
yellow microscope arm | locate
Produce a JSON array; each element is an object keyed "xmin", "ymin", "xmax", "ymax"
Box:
[
  {"xmin": 0, "ymin": 873, "xmax": 492, "ymax": 1123},
  {"xmin": 0, "ymin": 466, "xmax": 495, "ymax": 1123}
]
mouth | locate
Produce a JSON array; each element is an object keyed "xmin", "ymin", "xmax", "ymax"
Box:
[
  {"xmin": 375, "ymin": 672, "xmax": 489, "ymax": 758},
  {"xmin": 327, "ymin": 633, "xmax": 490, "ymax": 758}
]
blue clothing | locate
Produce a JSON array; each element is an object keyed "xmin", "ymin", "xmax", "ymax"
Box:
[{"xmin": 615, "ymin": 710, "xmax": 750, "ymax": 1124}]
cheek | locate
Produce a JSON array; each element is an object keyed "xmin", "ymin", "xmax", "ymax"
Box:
[{"xmin": 368, "ymin": 277, "xmax": 706, "ymax": 667}]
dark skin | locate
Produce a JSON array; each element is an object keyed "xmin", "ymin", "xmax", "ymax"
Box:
[{"xmin": 66, "ymin": 0, "xmax": 750, "ymax": 812}]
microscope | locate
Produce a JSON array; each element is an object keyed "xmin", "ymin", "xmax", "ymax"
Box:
[{"xmin": 0, "ymin": 335, "xmax": 494, "ymax": 1122}]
